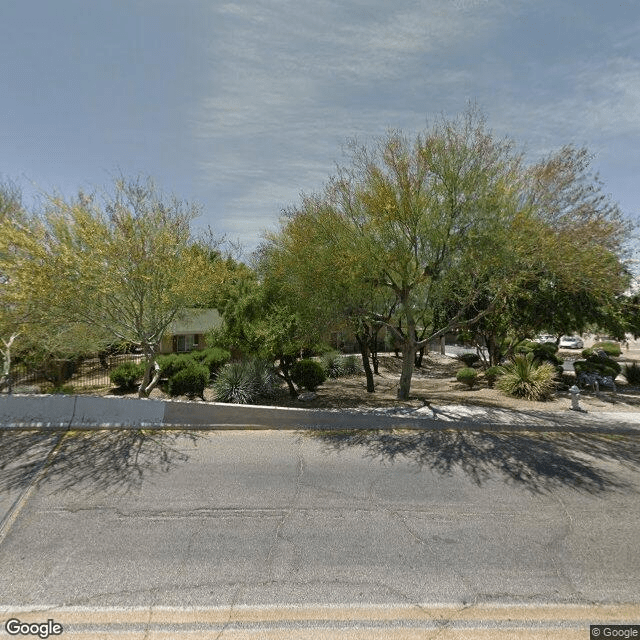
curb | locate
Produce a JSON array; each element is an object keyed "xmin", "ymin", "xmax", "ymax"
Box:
[{"xmin": 1, "ymin": 394, "xmax": 640, "ymax": 435}]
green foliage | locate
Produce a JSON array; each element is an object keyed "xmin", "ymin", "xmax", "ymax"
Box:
[
  {"xmin": 342, "ymin": 354, "xmax": 362, "ymax": 375},
  {"xmin": 496, "ymin": 353, "xmax": 557, "ymax": 401},
  {"xmin": 191, "ymin": 347, "xmax": 231, "ymax": 375},
  {"xmin": 456, "ymin": 367, "xmax": 478, "ymax": 389},
  {"xmin": 167, "ymin": 362, "xmax": 209, "ymax": 399},
  {"xmin": 623, "ymin": 361, "xmax": 640, "ymax": 386},
  {"xmin": 247, "ymin": 359, "xmax": 280, "ymax": 398},
  {"xmin": 515, "ymin": 340, "xmax": 562, "ymax": 366},
  {"xmin": 321, "ymin": 352, "xmax": 363, "ymax": 378},
  {"xmin": 458, "ymin": 353, "xmax": 481, "ymax": 367},
  {"xmin": 158, "ymin": 353, "xmax": 195, "ymax": 379},
  {"xmin": 591, "ymin": 341, "xmax": 622, "ymax": 357},
  {"xmin": 321, "ymin": 351, "xmax": 345, "ymax": 378},
  {"xmin": 484, "ymin": 366, "xmax": 503, "ymax": 388},
  {"xmin": 48, "ymin": 384, "xmax": 75, "ymax": 395},
  {"xmin": 213, "ymin": 359, "xmax": 280, "ymax": 404},
  {"xmin": 110, "ymin": 361, "xmax": 145, "ymax": 390},
  {"xmin": 291, "ymin": 359, "xmax": 326, "ymax": 391},
  {"xmin": 574, "ymin": 355, "xmax": 620, "ymax": 379}
]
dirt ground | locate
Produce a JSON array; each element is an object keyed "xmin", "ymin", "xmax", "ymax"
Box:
[{"xmin": 67, "ymin": 351, "xmax": 640, "ymax": 415}]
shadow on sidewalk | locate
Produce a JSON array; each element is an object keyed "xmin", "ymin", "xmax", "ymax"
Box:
[
  {"xmin": 0, "ymin": 430, "xmax": 201, "ymax": 494},
  {"xmin": 305, "ymin": 428, "xmax": 640, "ymax": 494}
]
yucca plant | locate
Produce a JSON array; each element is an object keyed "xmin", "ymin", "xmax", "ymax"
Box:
[
  {"xmin": 341, "ymin": 354, "xmax": 362, "ymax": 375},
  {"xmin": 248, "ymin": 359, "xmax": 280, "ymax": 398},
  {"xmin": 213, "ymin": 361, "xmax": 258, "ymax": 404},
  {"xmin": 321, "ymin": 351, "xmax": 345, "ymax": 378},
  {"xmin": 496, "ymin": 352, "xmax": 557, "ymax": 401}
]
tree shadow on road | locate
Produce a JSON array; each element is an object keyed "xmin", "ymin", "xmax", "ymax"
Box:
[
  {"xmin": 0, "ymin": 430, "xmax": 201, "ymax": 495},
  {"xmin": 306, "ymin": 429, "xmax": 640, "ymax": 494}
]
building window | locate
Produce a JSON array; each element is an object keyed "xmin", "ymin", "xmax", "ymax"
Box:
[{"xmin": 176, "ymin": 335, "xmax": 195, "ymax": 352}]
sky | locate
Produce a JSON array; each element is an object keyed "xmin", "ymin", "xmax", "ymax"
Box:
[{"xmin": 1, "ymin": 0, "xmax": 639, "ymax": 255}]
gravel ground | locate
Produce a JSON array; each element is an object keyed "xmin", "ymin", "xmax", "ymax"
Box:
[{"xmin": 67, "ymin": 352, "xmax": 640, "ymax": 416}]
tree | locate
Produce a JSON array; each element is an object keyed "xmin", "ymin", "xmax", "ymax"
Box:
[
  {"xmin": 2, "ymin": 177, "xmax": 219, "ymax": 397},
  {"xmin": 209, "ymin": 269, "xmax": 320, "ymax": 396},
  {"xmin": 259, "ymin": 198, "xmax": 397, "ymax": 393},
  {"xmin": 0, "ymin": 181, "xmax": 39, "ymax": 390},
  {"xmin": 265, "ymin": 109, "xmax": 526, "ymax": 399},
  {"xmin": 470, "ymin": 145, "xmax": 632, "ymax": 363},
  {"xmin": 263, "ymin": 110, "xmax": 631, "ymax": 400}
]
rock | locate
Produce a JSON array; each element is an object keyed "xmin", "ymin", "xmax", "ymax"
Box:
[{"xmin": 298, "ymin": 392, "xmax": 317, "ymax": 401}]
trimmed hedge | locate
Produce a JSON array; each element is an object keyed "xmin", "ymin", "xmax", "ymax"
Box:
[
  {"xmin": 110, "ymin": 361, "xmax": 145, "ymax": 391},
  {"xmin": 291, "ymin": 359, "xmax": 326, "ymax": 392},
  {"xmin": 582, "ymin": 342, "xmax": 622, "ymax": 358},
  {"xmin": 167, "ymin": 363, "xmax": 210, "ymax": 399},
  {"xmin": 574, "ymin": 356, "xmax": 620, "ymax": 380},
  {"xmin": 456, "ymin": 367, "xmax": 478, "ymax": 389},
  {"xmin": 458, "ymin": 353, "xmax": 481, "ymax": 367}
]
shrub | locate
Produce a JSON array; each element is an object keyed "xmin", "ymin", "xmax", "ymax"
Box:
[
  {"xmin": 110, "ymin": 361, "xmax": 145, "ymax": 391},
  {"xmin": 322, "ymin": 351, "xmax": 345, "ymax": 378},
  {"xmin": 248, "ymin": 359, "xmax": 279, "ymax": 398},
  {"xmin": 484, "ymin": 366, "xmax": 503, "ymax": 388},
  {"xmin": 342, "ymin": 354, "xmax": 362, "ymax": 375},
  {"xmin": 456, "ymin": 367, "xmax": 478, "ymax": 389},
  {"xmin": 213, "ymin": 361, "xmax": 256, "ymax": 404},
  {"xmin": 496, "ymin": 353, "xmax": 557, "ymax": 401},
  {"xmin": 213, "ymin": 359, "xmax": 280, "ymax": 404},
  {"xmin": 158, "ymin": 353, "xmax": 195, "ymax": 379},
  {"xmin": 198, "ymin": 347, "xmax": 231, "ymax": 375},
  {"xmin": 291, "ymin": 359, "xmax": 326, "ymax": 391},
  {"xmin": 624, "ymin": 361, "xmax": 640, "ymax": 386},
  {"xmin": 574, "ymin": 358, "xmax": 620, "ymax": 380},
  {"xmin": 167, "ymin": 363, "xmax": 209, "ymax": 399},
  {"xmin": 586, "ymin": 354, "xmax": 621, "ymax": 376},
  {"xmin": 517, "ymin": 340, "xmax": 562, "ymax": 366},
  {"xmin": 591, "ymin": 341, "xmax": 622, "ymax": 357},
  {"xmin": 458, "ymin": 353, "xmax": 481, "ymax": 367}
]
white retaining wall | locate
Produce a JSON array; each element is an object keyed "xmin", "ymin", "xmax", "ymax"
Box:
[{"xmin": 0, "ymin": 395, "xmax": 166, "ymax": 429}]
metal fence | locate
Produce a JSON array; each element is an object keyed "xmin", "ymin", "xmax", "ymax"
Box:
[{"xmin": 6, "ymin": 353, "xmax": 143, "ymax": 393}]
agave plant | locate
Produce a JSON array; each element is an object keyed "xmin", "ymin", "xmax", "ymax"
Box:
[{"xmin": 495, "ymin": 352, "xmax": 557, "ymax": 401}]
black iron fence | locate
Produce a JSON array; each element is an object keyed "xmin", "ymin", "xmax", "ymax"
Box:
[{"xmin": 5, "ymin": 353, "xmax": 143, "ymax": 393}]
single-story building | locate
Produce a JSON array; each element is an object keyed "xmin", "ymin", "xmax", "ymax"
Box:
[{"xmin": 159, "ymin": 308, "xmax": 223, "ymax": 354}]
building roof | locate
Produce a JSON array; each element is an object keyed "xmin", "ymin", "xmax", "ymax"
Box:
[{"xmin": 168, "ymin": 308, "xmax": 222, "ymax": 335}]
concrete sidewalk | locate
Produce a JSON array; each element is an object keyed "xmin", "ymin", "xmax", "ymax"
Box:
[{"xmin": 1, "ymin": 394, "xmax": 640, "ymax": 434}]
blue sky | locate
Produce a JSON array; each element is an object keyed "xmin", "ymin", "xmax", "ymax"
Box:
[{"xmin": 2, "ymin": 0, "xmax": 639, "ymax": 253}]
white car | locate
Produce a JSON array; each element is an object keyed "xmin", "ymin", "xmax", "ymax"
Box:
[
  {"xmin": 535, "ymin": 334, "xmax": 556, "ymax": 344},
  {"xmin": 559, "ymin": 336, "xmax": 584, "ymax": 349}
]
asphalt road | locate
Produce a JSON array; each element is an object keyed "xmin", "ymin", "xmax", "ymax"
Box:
[{"xmin": 1, "ymin": 429, "xmax": 639, "ymax": 638}]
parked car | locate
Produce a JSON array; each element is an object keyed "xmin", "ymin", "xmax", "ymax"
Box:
[
  {"xmin": 559, "ymin": 335, "xmax": 584, "ymax": 349},
  {"xmin": 535, "ymin": 334, "xmax": 556, "ymax": 344}
]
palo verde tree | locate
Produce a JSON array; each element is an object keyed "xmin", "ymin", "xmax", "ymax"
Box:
[
  {"xmin": 259, "ymin": 197, "xmax": 398, "ymax": 393},
  {"xmin": 268, "ymin": 109, "xmax": 526, "ymax": 400},
  {"xmin": 0, "ymin": 181, "xmax": 32, "ymax": 389},
  {"xmin": 4, "ymin": 177, "xmax": 219, "ymax": 397}
]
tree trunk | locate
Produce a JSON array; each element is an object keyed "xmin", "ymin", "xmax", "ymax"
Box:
[
  {"xmin": 356, "ymin": 334, "xmax": 375, "ymax": 393},
  {"xmin": 398, "ymin": 338, "xmax": 416, "ymax": 400},
  {"xmin": 138, "ymin": 345, "xmax": 161, "ymax": 398},
  {"xmin": 279, "ymin": 356, "xmax": 298, "ymax": 397},
  {"xmin": 369, "ymin": 326, "xmax": 380, "ymax": 375},
  {"xmin": 0, "ymin": 334, "xmax": 18, "ymax": 393}
]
